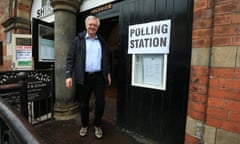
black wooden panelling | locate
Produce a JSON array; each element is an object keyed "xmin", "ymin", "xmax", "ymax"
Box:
[{"xmin": 117, "ymin": 0, "xmax": 193, "ymax": 143}]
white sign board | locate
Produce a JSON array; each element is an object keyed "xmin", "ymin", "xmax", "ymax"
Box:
[{"xmin": 128, "ymin": 20, "xmax": 171, "ymax": 54}]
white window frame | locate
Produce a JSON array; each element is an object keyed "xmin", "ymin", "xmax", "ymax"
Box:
[{"xmin": 131, "ymin": 54, "xmax": 167, "ymax": 90}]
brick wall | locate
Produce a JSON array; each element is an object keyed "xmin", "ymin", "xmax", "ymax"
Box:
[
  {"xmin": 0, "ymin": 0, "xmax": 31, "ymax": 71},
  {"xmin": 186, "ymin": 0, "xmax": 240, "ymax": 143},
  {"xmin": 0, "ymin": 0, "xmax": 10, "ymax": 70}
]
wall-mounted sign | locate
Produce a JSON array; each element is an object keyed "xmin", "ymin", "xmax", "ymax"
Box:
[
  {"xmin": 128, "ymin": 19, "xmax": 171, "ymax": 54},
  {"xmin": 90, "ymin": 3, "xmax": 112, "ymax": 14},
  {"xmin": 36, "ymin": 1, "xmax": 53, "ymax": 18},
  {"xmin": 12, "ymin": 34, "xmax": 32, "ymax": 70},
  {"xmin": 16, "ymin": 45, "xmax": 32, "ymax": 66}
]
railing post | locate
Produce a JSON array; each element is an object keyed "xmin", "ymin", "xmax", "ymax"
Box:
[{"xmin": 17, "ymin": 72, "xmax": 28, "ymax": 119}]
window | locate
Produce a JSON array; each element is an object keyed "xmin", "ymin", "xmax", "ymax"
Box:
[
  {"xmin": 42, "ymin": 0, "xmax": 49, "ymax": 6},
  {"xmin": 38, "ymin": 24, "xmax": 54, "ymax": 62}
]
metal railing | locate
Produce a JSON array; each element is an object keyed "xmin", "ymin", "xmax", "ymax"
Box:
[
  {"xmin": 0, "ymin": 69, "xmax": 54, "ymax": 124},
  {"xmin": 0, "ymin": 72, "xmax": 45, "ymax": 143}
]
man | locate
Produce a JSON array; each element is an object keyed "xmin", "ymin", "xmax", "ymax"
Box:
[{"xmin": 65, "ymin": 15, "xmax": 111, "ymax": 139}]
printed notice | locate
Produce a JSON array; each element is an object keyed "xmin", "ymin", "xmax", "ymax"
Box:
[
  {"xmin": 143, "ymin": 56, "xmax": 162, "ymax": 85},
  {"xmin": 128, "ymin": 19, "xmax": 171, "ymax": 54}
]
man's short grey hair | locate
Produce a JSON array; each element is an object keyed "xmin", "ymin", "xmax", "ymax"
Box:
[{"xmin": 85, "ymin": 15, "xmax": 100, "ymax": 27}]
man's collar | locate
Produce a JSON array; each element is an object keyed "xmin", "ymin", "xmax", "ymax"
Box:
[{"xmin": 85, "ymin": 33, "xmax": 98, "ymax": 40}]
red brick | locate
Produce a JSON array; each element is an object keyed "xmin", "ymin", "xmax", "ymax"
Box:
[
  {"xmin": 208, "ymin": 97, "xmax": 225, "ymax": 108},
  {"xmin": 192, "ymin": 38, "xmax": 212, "ymax": 48},
  {"xmin": 213, "ymin": 25, "xmax": 237, "ymax": 36},
  {"xmin": 223, "ymin": 121, "xmax": 240, "ymax": 133},
  {"xmin": 18, "ymin": 3, "xmax": 31, "ymax": 12},
  {"xmin": 208, "ymin": 87, "xmax": 230, "ymax": 99},
  {"xmin": 235, "ymin": 69, "xmax": 240, "ymax": 79},
  {"xmin": 189, "ymin": 83, "xmax": 208, "ymax": 95},
  {"xmin": 225, "ymin": 79, "xmax": 240, "ymax": 90},
  {"xmin": 232, "ymin": 13, "xmax": 240, "ymax": 24},
  {"xmin": 194, "ymin": 0, "xmax": 208, "ymax": 11},
  {"xmin": 215, "ymin": 0, "xmax": 234, "ymax": 4},
  {"xmin": 210, "ymin": 68, "xmax": 235, "ymax": 79},
  {"xmin": 190, "ymin": 93, "xmax": 208, "ymax": 104},
  {"xmin": 214, "ymin": 14, "xmax": 232, "ymax": 25},
  {"xmin": 215, "ymin": 3, "xmax": 237, "ymax": 15},
  {"xmin": 190, "ymin": 74, "xmax": 209, "ymax": 85},
  {"xmin": 231, "ymin": 90, "xmax": 240, "ymax": 101},
  {"xmin": 188, "ymin": 109, "xmax": 205, "ymax": 121},
  {"xmin": 194, "ymin": 8, "xmax": 213, "ymax": 19},
  {"xmin": 225, "ymin": 100, "xmax": 240, "ymax": 112},
  {"xmin": 229, "ymin": 112, "xmax": 240, "ymax": 123},
  {"xmin": 207, "ymin": 107, "xmax": 228, "ymax": 119},
  {"xmin": 192, "ymin": 29, "xmax": 212, "ymax": 39},
  {"xmin": 231, "ymin": 35, "xmax": 240, "ymax": 45},
  {"xmin": 209, "ymin": 77, "xmax": 226, "ymax": 89},
  {"xmin": 206, "ymin": 117, "xmax": 223, "ymax": 128},
  {"xmin": 213, "ymin": 36, "xmax": 231, "ymax": 46},
  {"xmin": 189, "ymin": 101, "xmax": 206, "ymax": 113},
  {"xmin": 193, "ymin": 18, "xmax": 213, "ymax": 29},
  {"xmin": 208, "ymin": 0, "xmax": 215, "ymax": 8},
  {"xmin": 191, "ymin": 66, "xmax": 209, "ymax": 76}
]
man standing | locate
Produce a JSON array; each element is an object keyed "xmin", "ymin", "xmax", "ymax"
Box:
[{"xmin": 65, "ymin": 15, "xmax": 111, "ymax": 139}]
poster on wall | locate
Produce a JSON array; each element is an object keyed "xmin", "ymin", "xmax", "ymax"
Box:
[
  {"xmin": 128, "ymin": 19, "xmax": 171, "ymax": 54},
  {"xmin": 16, "ymin": 45, "xmax": 32, "ymax": 66},
  {"xmin": 12, "ymin": 34, "xmax": 32, "ymax": 70}
]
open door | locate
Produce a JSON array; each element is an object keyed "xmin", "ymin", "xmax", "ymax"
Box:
[{"xmin": 98, "ymin": 17, "xmax": 119, "ymax": 122}]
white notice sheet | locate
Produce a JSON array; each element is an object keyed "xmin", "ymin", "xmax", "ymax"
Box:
[{"xmin": 143, "ymin": 56, "xmax": 162, "ymax": 85}]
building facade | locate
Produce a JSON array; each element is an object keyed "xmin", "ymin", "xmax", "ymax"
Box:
[
  {"xmin": 0, "ymin": 0, "xmax": 240, "ymax": 143},
  {"xmin": 186, "ymin": 0, "xmax": 240, "ymax": 144}
]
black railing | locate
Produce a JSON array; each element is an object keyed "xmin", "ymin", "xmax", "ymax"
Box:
[
  {"xmin": 0, "ymin": 72, "xmax": 45, "ymax": 143},
  {"xmin": 0, "ymin": 69, "xmax": 54, "ymax": 143},
  {"xmin": 0, "ymin": 97, "xmax": 45, "ymax": 143},
  {"xmin": 0, "ymin": 69, "xmax": 54, "ymax": 124},
  {"xmin": 0, "ymin": 72, "xmax": 28, "ymax": 118}
]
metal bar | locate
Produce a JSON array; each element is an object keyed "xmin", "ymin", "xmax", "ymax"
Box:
[{"xmin": 0, "ymin": 97, "xmax": 45, "ymax": 143}]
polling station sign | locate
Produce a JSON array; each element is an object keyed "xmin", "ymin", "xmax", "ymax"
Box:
[{"xmin": 128, "ymin": 19, "xmax": 171, "ymax": 54}]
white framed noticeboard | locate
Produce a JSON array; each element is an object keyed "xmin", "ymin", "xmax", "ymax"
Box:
[
  {"xmin": 128, "ymin": 19, "xmax": 171, "ymax": 90},
  {"xmin": 131, "ymin": 54, "xmax": 167, "ymax": 90}
]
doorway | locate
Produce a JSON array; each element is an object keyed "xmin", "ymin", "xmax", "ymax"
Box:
[{"xmin": 99, "ymin": 17, "xmax": 119, "ymax": 122}]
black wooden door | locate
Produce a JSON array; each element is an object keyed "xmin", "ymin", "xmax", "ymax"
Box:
[{"xmin": 117, "ymin": 0, "xmax": 193, "ymax": 143}]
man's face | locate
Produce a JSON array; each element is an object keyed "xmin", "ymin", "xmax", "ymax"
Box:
[{"xmin": 86, "ymin": 18, "xmax": 99, "ymax": 36}]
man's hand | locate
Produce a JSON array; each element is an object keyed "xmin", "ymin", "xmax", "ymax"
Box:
[
  {"xmin": 108, "ymin": 74, "xmax": 111, "ymax": 86},
  {"xmin": 66, "ymin": 78, "xmax": 73, "ymax": 89}
]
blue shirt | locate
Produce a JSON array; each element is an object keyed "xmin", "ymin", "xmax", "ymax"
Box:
[{"xmin": 85, "ymin": 34, "xmax": 102, "ymax": 72}]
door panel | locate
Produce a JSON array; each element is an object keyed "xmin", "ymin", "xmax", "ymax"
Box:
[{"xmin": 117, "ymin": 0, "xmax": 193, "ymax": 143}]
